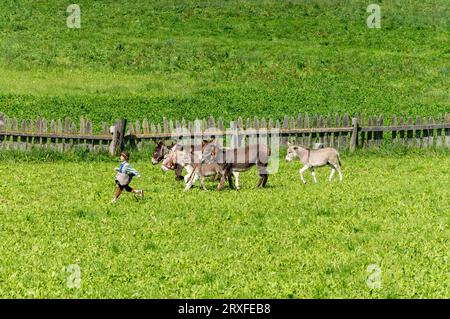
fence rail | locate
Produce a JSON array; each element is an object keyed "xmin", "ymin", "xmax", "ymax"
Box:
[{"xmin": 0, "ymin": 112, "xmax": 449, "ymax": 155}]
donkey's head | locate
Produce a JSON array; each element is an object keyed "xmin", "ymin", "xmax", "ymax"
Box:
[
  {"xmin": 285, "ymin": 142, "xmax": 301, "ymax": 162},
  {"xmin": 202, "ymin": 142, "xmax": 220, "ymax": 164},
  {"xmin": 152, "ymin": 141, "xmax": 174, "ymax": 165},
  {"xmin": 161, "ymin": 149, "xmax": 177, "ymax": 172}
]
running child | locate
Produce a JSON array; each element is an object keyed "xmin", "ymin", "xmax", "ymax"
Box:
[{"xmin": 112, "ymin": 152, "xmax": 144, "ymax": 203}]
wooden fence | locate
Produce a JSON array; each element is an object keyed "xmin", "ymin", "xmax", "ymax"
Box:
[{"xmin": 0, "ymin": 112, "xmax": 449, "ymax": 155}]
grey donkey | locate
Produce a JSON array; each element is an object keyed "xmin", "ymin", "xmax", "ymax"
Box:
[
  {"xmin": 285, "ymin": 142, "xmax": 342, "ymax": 184},
  {"xmin": 184, "ymin": 163, "xmax": 231, "ymax": 192}
]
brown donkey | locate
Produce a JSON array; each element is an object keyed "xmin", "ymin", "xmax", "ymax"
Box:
[{"xmin": 202, "ymin": 143, "xmax": 271, "ymax": 189}]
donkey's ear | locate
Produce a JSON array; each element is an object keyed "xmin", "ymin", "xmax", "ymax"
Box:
[
  {"xmin": 287, "ymin": 142, "xmax": 292, "ymax": 147},
  {"xmin": 158, "ymin": 141, "xmax": 164, "ymax": 146}
]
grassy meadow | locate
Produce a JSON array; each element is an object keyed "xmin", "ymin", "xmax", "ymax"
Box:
[
  {"xmin": 0, "ymin": 0, "xmax": 449, "ymax": 125},
  {"xmin": 0, "ymin": 148, "xmax": 449, "ymax": 298},
  {"xmin": 0, "ymin": 0, "xmax": 449, "ymax": 299}
]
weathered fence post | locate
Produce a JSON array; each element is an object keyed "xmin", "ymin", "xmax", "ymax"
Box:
[
  {"xmin": 392, "ymin": 115, "xmax": 397, "ymax": 144},
  {"xmin": 163, "ymin": 117, "xmax": 168, "ymax": 143},
  {"xmin": 56, "ymin": 119, "xmax": 62, "ymax": 152},
  {"xmin": 333, "ymin": 113, "xmax": 339, "ymax": 148},
  {"xmin": 360, "ymin": 113, "xmax": 365, "ymax": 148},
  {"xmin": 141, "ymin": 120, "xmax": 149, "ymax": 147},
  {"xmin": 436, "ymin": 114, "xmax": 442, "ymax": 147},
  {"xmin": 20, "ymin": 120, "xmax": 27, "ymax": 150},
  {"xmin": 429, "ymin": 116, "xmax": 434, "ymax": 147},
  {"xmin": 445, "ymin": 113, "xmax": 450, "ymax": 147},
  {"xmin": 118, "ymin": 118, "xmax": 127, "ymax": 152},
  {"xmin": 283, "ymin": 115, "xmax": 289, "ymax": 145},
  {"xmin": 367, "ymin": 116, "xmax": 373, "ymax": 147},
  {"xmin": 11, "ymin": 118, "xmax": 18, "ymax": 150},
  {"xmin": 378, "ymin": 115, "xmax": 383, "ymax": 146},
  {"xmin": 319, "ymin": 115, "xmax": 324, "ymax": 145},
  {"xmin": 399, "ymin": 116, "xmax": 405, "ymax": 145},
  {"xmin": 135, "ymin": 120, "xmax": 142, "ymax": 151},
  {"xmin": 64, "ymin": 118, "xmax": 70, "ymax": 151},
  {"xmin": 422, "ymin": 117, "xmax": 429, "ymax": 148},
  {"xmin": 79, "ymin": 116, "xmax": 85, "ymax": 150},
  {"xmin": 238, "ymin": 117, "xmax": 245, "ymax": 147},
  {"xmin": 415, "ymin": 116, "xmax": 421, "ymax": 147},
  {"xmin": 86, "ymin": 120, "xmax": 94, "ymax": 152},
  {"xmin": 297, "ymin": 113, "xmax": 303, "ymax": 146},
  {"xmin": 290, "ymin": 116, "xmax": 296, "ymax": 144},
  {"xmin": 407, "ymin": 116, "xmax": 413, "ymax": 146},
  {"xmin": 326, "ymin": 114, "xmax": 331, "ymax": 147},
  {"xmin": 0, "ymin": 113, "xmax": 5, "ymax": 150},
  {"xmin": 50, "ymin": 120, "xmax": 56, "ymax": 151},
  {"xmin": 128, "ymin": 122, "xmax": 136, "ymax": 150},
  {"xmin": 350, "ymin": 116, "xmax": 358, "ymax": 152},
  {"xmin": 110, "ymin": 121, "xmax": 120, "ymax": 156},
  {"xmin": 312, "ymin": 114, "xmax": 318, "ymax": 145},
  {"xmin": 341, "ymin": 113, "xmax": 349, "ymax": 149},
  {"xmin": 305, "ymin": 113, "xmax": 310, "ymax": 147}
]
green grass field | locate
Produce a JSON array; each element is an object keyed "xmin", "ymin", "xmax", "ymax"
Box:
[
  {"xmin": 0, "ymin": 0, "xmax": 449, "ymax": 126},
  {"xmin": 0, "ymin": 0, "xmax": 449, "ymax": 299},
  {"xmin": 0, "ymin": 148, "xmax": 449, "ymax": 298}
]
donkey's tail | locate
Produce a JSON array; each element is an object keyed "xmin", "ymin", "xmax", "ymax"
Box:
[
  {"xmin": 337, "ymin": 152, "xmax": 342, "ymax": 167},
  {"xmin": 186, "ymin": 168, "xmax": 196, "ymax": 184}
]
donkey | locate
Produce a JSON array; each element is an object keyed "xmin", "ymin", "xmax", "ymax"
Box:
[
  {"xmin": 151, "ymin": 141, "xmax": 184, "ymax": 181},
  {"xmin": 184, "ymin": 163, "xmax": 231, "ymax": 192},
  {"xmin": 202, "ymin": 143, "xmax": 271, "ymax": 189},
  {"xmin": 164, "ymin": 146, "xmax": 239, "ymax": 187},
  {"xmin": 285, "ymin": 142, "xmax": 343, "ymax": 184}
]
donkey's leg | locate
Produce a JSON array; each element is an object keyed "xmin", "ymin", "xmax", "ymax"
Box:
[
  {"xmin": 261, "ymin": 164, "xmax": 269, "ymax": 187},
  {"xmin": 232, "ymin": 172, "xmax": 240, "ymax": 190},
  {"xmin": 257, "ymin": 164, "xmax": 268, "ymax": 188},
  {"xmin": 200, "ymin": 176, "xmax": 208, "ymax": 191},
  {"xmin": 184, "ymin": 173, "xmax": 198, "ymax": 191},
  {"xmin": 184, "ymin": 166, "xmax": 193, "ymax": 184},
  {"xmin": 309, "ymin": 167, "xmax": 317, "ymax": 183},
  {"xmin": 227, "ymin": 170, "xmax": 235, "ymax": 190},
  {"xmin": 257, "ymin": 174, "xmax": 264, "ymax": 188},
  {"xmin": 262, "ymin": 174, "xmax": 269, "ymax": 187},
  {"xmin": 328, "ymin": 166, "xmax": 336, "ymax": 182},
  {"xmin": 217, "ymin": 175, "xmax": 226, "ymax": 191},
  {"xmin": 184, "ymin": 176, "xmax": 194, "ymax": 192},
  {"xmin": 299, "ymin": 165, "xmax": 309, "ymax": 184},
  {"xmin": 174, "ymin": 164, "xmax": 184, "ymax": 181}
]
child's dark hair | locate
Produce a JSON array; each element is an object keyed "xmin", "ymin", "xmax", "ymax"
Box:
[{"xmin": 120, "ymin": 152, "xmax": 130, "ymax": 160}]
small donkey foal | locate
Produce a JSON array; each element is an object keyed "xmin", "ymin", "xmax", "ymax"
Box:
[
  {"xmin": 285, "ymin": 142, "xmax": 343, "ymax": 184},
  {"xmin": 184, "ymin": 163, "xmax": 230, "ymax": 192}
]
